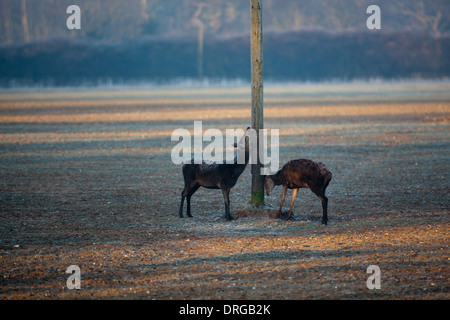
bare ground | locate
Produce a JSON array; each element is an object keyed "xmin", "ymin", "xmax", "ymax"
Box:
[{"xmin": 0, "ymin": 83, "xmax": 449, "ymax": 300}]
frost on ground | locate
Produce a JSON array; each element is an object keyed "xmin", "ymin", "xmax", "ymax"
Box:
[{"xmin": 0, "ymin": 83, "xmax": 449, "ymax": 299}]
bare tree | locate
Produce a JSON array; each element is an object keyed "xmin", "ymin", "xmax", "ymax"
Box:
[
  {"xmin": 141, "ymin": 0, "xmax": 149, "ymax": 20},
  {"xmin": 191, "ymin": 3, "xmax": 205, "ymax": 81},
  {"xmin": 400, "ymin": 0, "xmax": 446, "ymax": 36},
  {"xmin": 21, "ymin": 0, "xmax": 30, "ymax": 42},
  {"xmin": 1, "ymin": 1, "xmax": 14, "ymax": 44}
]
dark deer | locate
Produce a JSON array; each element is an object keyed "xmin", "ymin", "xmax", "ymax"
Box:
[
  {"xmin": 265, "ymin": 159, "xmax": 332, "ymax": 224},
  {"xmin": 179, "ymin": 127, "xmax": 251, "ymax": 221}
]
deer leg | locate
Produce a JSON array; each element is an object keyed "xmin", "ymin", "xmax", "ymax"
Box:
[
  {"xmin": 320, "ymin": 194, "xmax": 328, "ymax": 225},
  {"xmin": 179, "ymin": 188, "xmax": 187, "ymax": 218},
  {"xmin": 186, "ymin": 196, "xmax": 192, "ymax": 217},
  {"xmin": 222, "ymin": 187, "xmax": 232, "ymax": 221},
  {"xmin": 186, "ymin": 184, "xmax": 200, "ymax": 218},
  {"xmin": 311, "ymin": 187, "xmax": 328, "ymax": 225},
  {"xmin": 286, "ymin": 188, "xmax": 298, "ymax": 221},
  {"xmin": 278, "ymin": 185, "xmax": 288, "ymax": 218}
]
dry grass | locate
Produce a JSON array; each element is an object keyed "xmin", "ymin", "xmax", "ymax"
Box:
[{"xmin": 0, "ymin": 102, "xmax": 447, "ymax": 123}]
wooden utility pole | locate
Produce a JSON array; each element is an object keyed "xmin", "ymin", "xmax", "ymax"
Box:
[{"xmin": 250, "ymin": 0, "xmax": 264, "ymax": 206}]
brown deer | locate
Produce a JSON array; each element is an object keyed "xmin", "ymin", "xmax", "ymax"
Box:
[{"xmin": 265, "ymin": 159, "xmax": 332, "ymax": 224}]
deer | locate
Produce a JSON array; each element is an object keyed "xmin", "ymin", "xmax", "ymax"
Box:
[
  {"xmin": 178, "ymin": 127, "xmax": 251, "ymax": 221},
  {"xmin": 265, "ymin": 159, "xmax": 332, "ymax": 224}
]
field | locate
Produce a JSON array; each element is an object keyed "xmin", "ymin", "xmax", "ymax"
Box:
[{"xmin": 0, "ymin": 81, "xmax": 449, "ymax": 300}]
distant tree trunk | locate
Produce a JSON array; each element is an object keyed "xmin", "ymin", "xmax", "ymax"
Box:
[
  {"xmin": 141, "ymin": 0, "xmax": 149, "ymax": 20},
  {"xmin": 191, "ymin": 4, "xmax": 205, "ymax": 81},
  {"xmin": 3, "ymin": 19, "xmax": 13, "ymax": 44},
  {"xmin": 21, "ymin": 0, "xmax": 30, "ymax": 43},
  {"xmin": 1, "ymin": 2, "xmax": 14, "ymax": 44},
  {"xmin": 197, "ymin": 24, "xmax": 204, "ymax": 81},
  {"xmin": 250, "ymin": 0, "xmax": 264, "ymax": 206}
]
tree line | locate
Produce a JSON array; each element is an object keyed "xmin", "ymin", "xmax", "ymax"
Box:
[
  {"xmin": 0, "ymin": 30, "xmax": 448, "ymax": 86},
  {"xmin": 1, "ymin": 0, "xmax": 449, "ymax": 44}
]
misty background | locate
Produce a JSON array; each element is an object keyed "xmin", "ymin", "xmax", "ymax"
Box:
[{"xmin": 0, "ymin": 0, "xmax": 449, "ymax": 86}]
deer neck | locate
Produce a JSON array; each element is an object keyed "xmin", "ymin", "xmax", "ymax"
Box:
[
  {"xmin": 231, "ymin": 148, "xmax": 249, "ymax": 175},
  {"xmin": 272, "ymin": 169, "xmax": 283, "ymax": 185}
]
